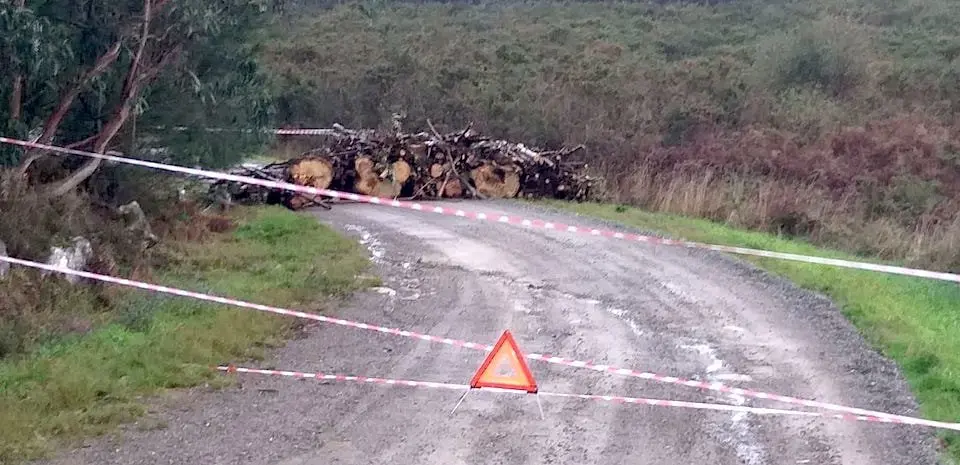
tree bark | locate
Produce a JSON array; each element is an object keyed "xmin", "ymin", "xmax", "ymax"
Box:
[
  {"xmin": 10, "ymin": 77, "xmax": 23, "ymax": 122},
  {"xmin": 9, "ymin": 0, "xmax": 26, "ymax": 122}
]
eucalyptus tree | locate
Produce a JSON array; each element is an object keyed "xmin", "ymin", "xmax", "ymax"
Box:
[{"xmin": 0, "ymin": 0, "xmax": 279, "ymax": 196}]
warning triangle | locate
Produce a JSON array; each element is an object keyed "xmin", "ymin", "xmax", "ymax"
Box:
[{"xmin": 470, "ymin": 330, "xmax": 538, "ymax": 393}]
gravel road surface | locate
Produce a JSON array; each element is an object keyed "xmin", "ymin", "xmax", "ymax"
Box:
[{"xmin": 40, "ymin": 200, "xmax": 939, "ymax": 465}]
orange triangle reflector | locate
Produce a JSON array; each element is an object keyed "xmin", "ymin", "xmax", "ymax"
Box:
[{"xmin": 470, "ymin": 330, "xmax": 538, "ymax": 393}]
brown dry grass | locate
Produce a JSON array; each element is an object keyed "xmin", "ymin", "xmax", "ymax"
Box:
[
  {"xmin": 608, "ymin": 165, "xmax": 960, "ymax": 271},
  {"xmin": 608, "ymin": 115, "xmax": 960, "ymax": 270}
]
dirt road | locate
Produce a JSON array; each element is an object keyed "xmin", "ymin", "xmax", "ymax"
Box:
[{"xmin": 43, "ymin": 201, "xmax": 938, "ymax": 465}]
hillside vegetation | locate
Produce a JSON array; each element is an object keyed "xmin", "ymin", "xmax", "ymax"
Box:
[{"xmin": 263, "ymin": 0, "xmax": 960, "ymax": 270}]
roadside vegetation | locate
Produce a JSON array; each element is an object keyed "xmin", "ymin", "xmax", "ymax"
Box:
[
  {"xmin": 0, "ymin": 1, "xmax": 310, "ymax": 460},
  {"xmin": 0, "ymin": 204, "xmax": 369, "ymax": 462},
  {"xmin": 548, "ymin": 200, "xmax": 960, "ymax": 457}
]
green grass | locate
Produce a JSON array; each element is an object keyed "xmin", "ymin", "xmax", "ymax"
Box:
[
  {"xmin": 0, "ymin": 206, "xmax": 371, "ymax": 462},
  {"xmin": 547, "ymin": 200, "xmax": 960, "ymax": 456}
]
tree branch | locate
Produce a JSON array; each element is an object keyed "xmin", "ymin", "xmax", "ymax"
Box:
[
  {"xmin": 138, "ymin": 45, "xmax": 183, "ymax": 85},
  {"xmin": 44, "ymin": 0, "xmax": 166, "ymax": 198},
  {"xmin": 15, "ymin": 40, "xmax": 123, "ymax": 176},
  {"xmin": 66, "ymin": 134, "xmax": 99, "ymax": 150},
  {"xmin": 124, "ymin": 0, "xmax": 153, "ymax": 98}
]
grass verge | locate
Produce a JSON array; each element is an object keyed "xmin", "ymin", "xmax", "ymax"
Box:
[
  {"xmin": 546, "ymin": 200, "xmax": 960, "ymax": 457},
  {"xmin": 0, "ymin": 206, "xmax": 370, "ymax": 463}
]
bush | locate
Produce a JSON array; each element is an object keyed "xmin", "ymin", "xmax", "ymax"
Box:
[
  {"xmin": 768, "ymin": 87, "xmax": 844, "ymax": 139},
  {"xmin": 751, "ymin": 17, "xmax": 873, "ymax": 99}
]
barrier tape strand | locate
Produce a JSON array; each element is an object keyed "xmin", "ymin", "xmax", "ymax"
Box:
[
  {"xmin": 1, "ymin": 255, "xmax": 955, "ymax": 430},
  {"xmin": 1, "ymin": 136, "xmax": 957, "ymax": 283},
  {"xmin": 219, "ymin": 365, "xmax": 960, "ymax": 431}
]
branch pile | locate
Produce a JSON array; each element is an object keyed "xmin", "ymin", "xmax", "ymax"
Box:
[{"xmin": 211, "ymin": 122, "xmax": 594, "ymax": 210}]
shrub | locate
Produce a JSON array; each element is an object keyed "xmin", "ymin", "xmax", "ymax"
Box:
[
  {"xmin": 768, "ymin": 87, "xmax": 844, "ymax": 140},
  {"xmin": 751, "ymin": 17, "xmax": 873, "ymax": 99}
]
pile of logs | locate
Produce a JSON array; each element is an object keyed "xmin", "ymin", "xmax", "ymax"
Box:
[{"xmin": 209, "ymin": 121, "xmax": 594, "ymax": 210}]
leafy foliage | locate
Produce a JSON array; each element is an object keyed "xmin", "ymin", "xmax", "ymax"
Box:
[{"xmin": 0, "ymin": 0, "xmax": 280, "ymax": 174}]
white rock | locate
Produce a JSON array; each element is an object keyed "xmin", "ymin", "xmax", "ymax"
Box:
[
  {"xmin": 119, "ymin": 200, "xmax": 159, "ymax": 246},
  {"xmin": 45, "ymin": 237, "xmax": 93, "ymax": 283}
]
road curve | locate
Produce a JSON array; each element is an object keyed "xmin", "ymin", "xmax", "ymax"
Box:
[{"xmin": 41, "ymin": 200, "xmax": 938, "ymax": 465}]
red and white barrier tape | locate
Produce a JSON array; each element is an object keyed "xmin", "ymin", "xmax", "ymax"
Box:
[
  {"xmin": 155, "ymin": 126, "xmax": 354, "ymax": 136},
  {"xmin": 2, "ymin": 136, "xmax": 957, "ymax": 283},
  {"xmin": 218, "ymin": 365, "xmax": 960, "ymax": 431},
  {"xmin": 2, "ymin": 255, "xmax": 955, "ymax": 430},
  {"xmin": 218, "ymin": 365, "xmax": 473, "ymax": 391},
  {"xmin": 272, "ymin": 128, "xmax": 359, "ymax": 136}
]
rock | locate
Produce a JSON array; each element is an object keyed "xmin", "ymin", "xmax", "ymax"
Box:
[
  {"xmin": 0, "ymin": 239, "xmax": 8, "ymax": 278},
  {"xmin": 45, "ymin": 237, "xmax": 93, "ymax": 283},
  {"xmin": 118, "ymin": 201, "xmax": 159, "ymax": 248}
]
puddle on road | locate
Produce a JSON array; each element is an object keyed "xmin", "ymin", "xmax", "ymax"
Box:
[{"xmin": 344, "ymin": 224, "xmax": 386, "ymax": 262}]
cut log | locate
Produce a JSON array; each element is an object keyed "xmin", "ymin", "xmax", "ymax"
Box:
[
  {"xmin": 355, "ymin": 156, "xmax": 374, "ymax": 176},
  {"xmin": 376, "ymin": 180, "xmax": 403, "ymax": 198},
  {"xmin": 393, "ymin": 160, "xmax": 412, "ymax": 184},
  {"xmin": 354, "ymin": 172, "xmax": 379, "ymax": 196},
  {"xmin": 470, "ymin": 163, "xmax": 521, "ymax": 199},
  {"xmin": 442, "ymin": 177, "xmax": 463, "ymax": 198},
  {"xmin": 289, "ymin": 156, "xmax": 334, "ymax": 190},
  {"xmin": 503, "ymin": 167, "xmax": 521, "ymax": 198},
  {"xmin": 429, "ymin": 163, "xmax": 444, "ymax": 178}
]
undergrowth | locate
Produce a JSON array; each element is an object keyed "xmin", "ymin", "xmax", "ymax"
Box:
[{"xmin": 0, "ymin": 206, "xmax": 370, "ymax": 463}]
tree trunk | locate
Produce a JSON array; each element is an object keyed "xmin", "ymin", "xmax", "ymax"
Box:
[
  {"xmin": 9, "ymin": 0, "xmax": 26, "ymax": 122},
  {"xmin": 43, "ymin": 0, "xmax": 186, "ymax": 198},
  {"xmin": 10, "ymin": 76, "xmax": 23, "ymax": 122}
]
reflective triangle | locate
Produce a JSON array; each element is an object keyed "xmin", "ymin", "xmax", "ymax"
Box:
[{"xmin": 470, "ymin": 330, "xmax": 538, "ymax": 393}]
